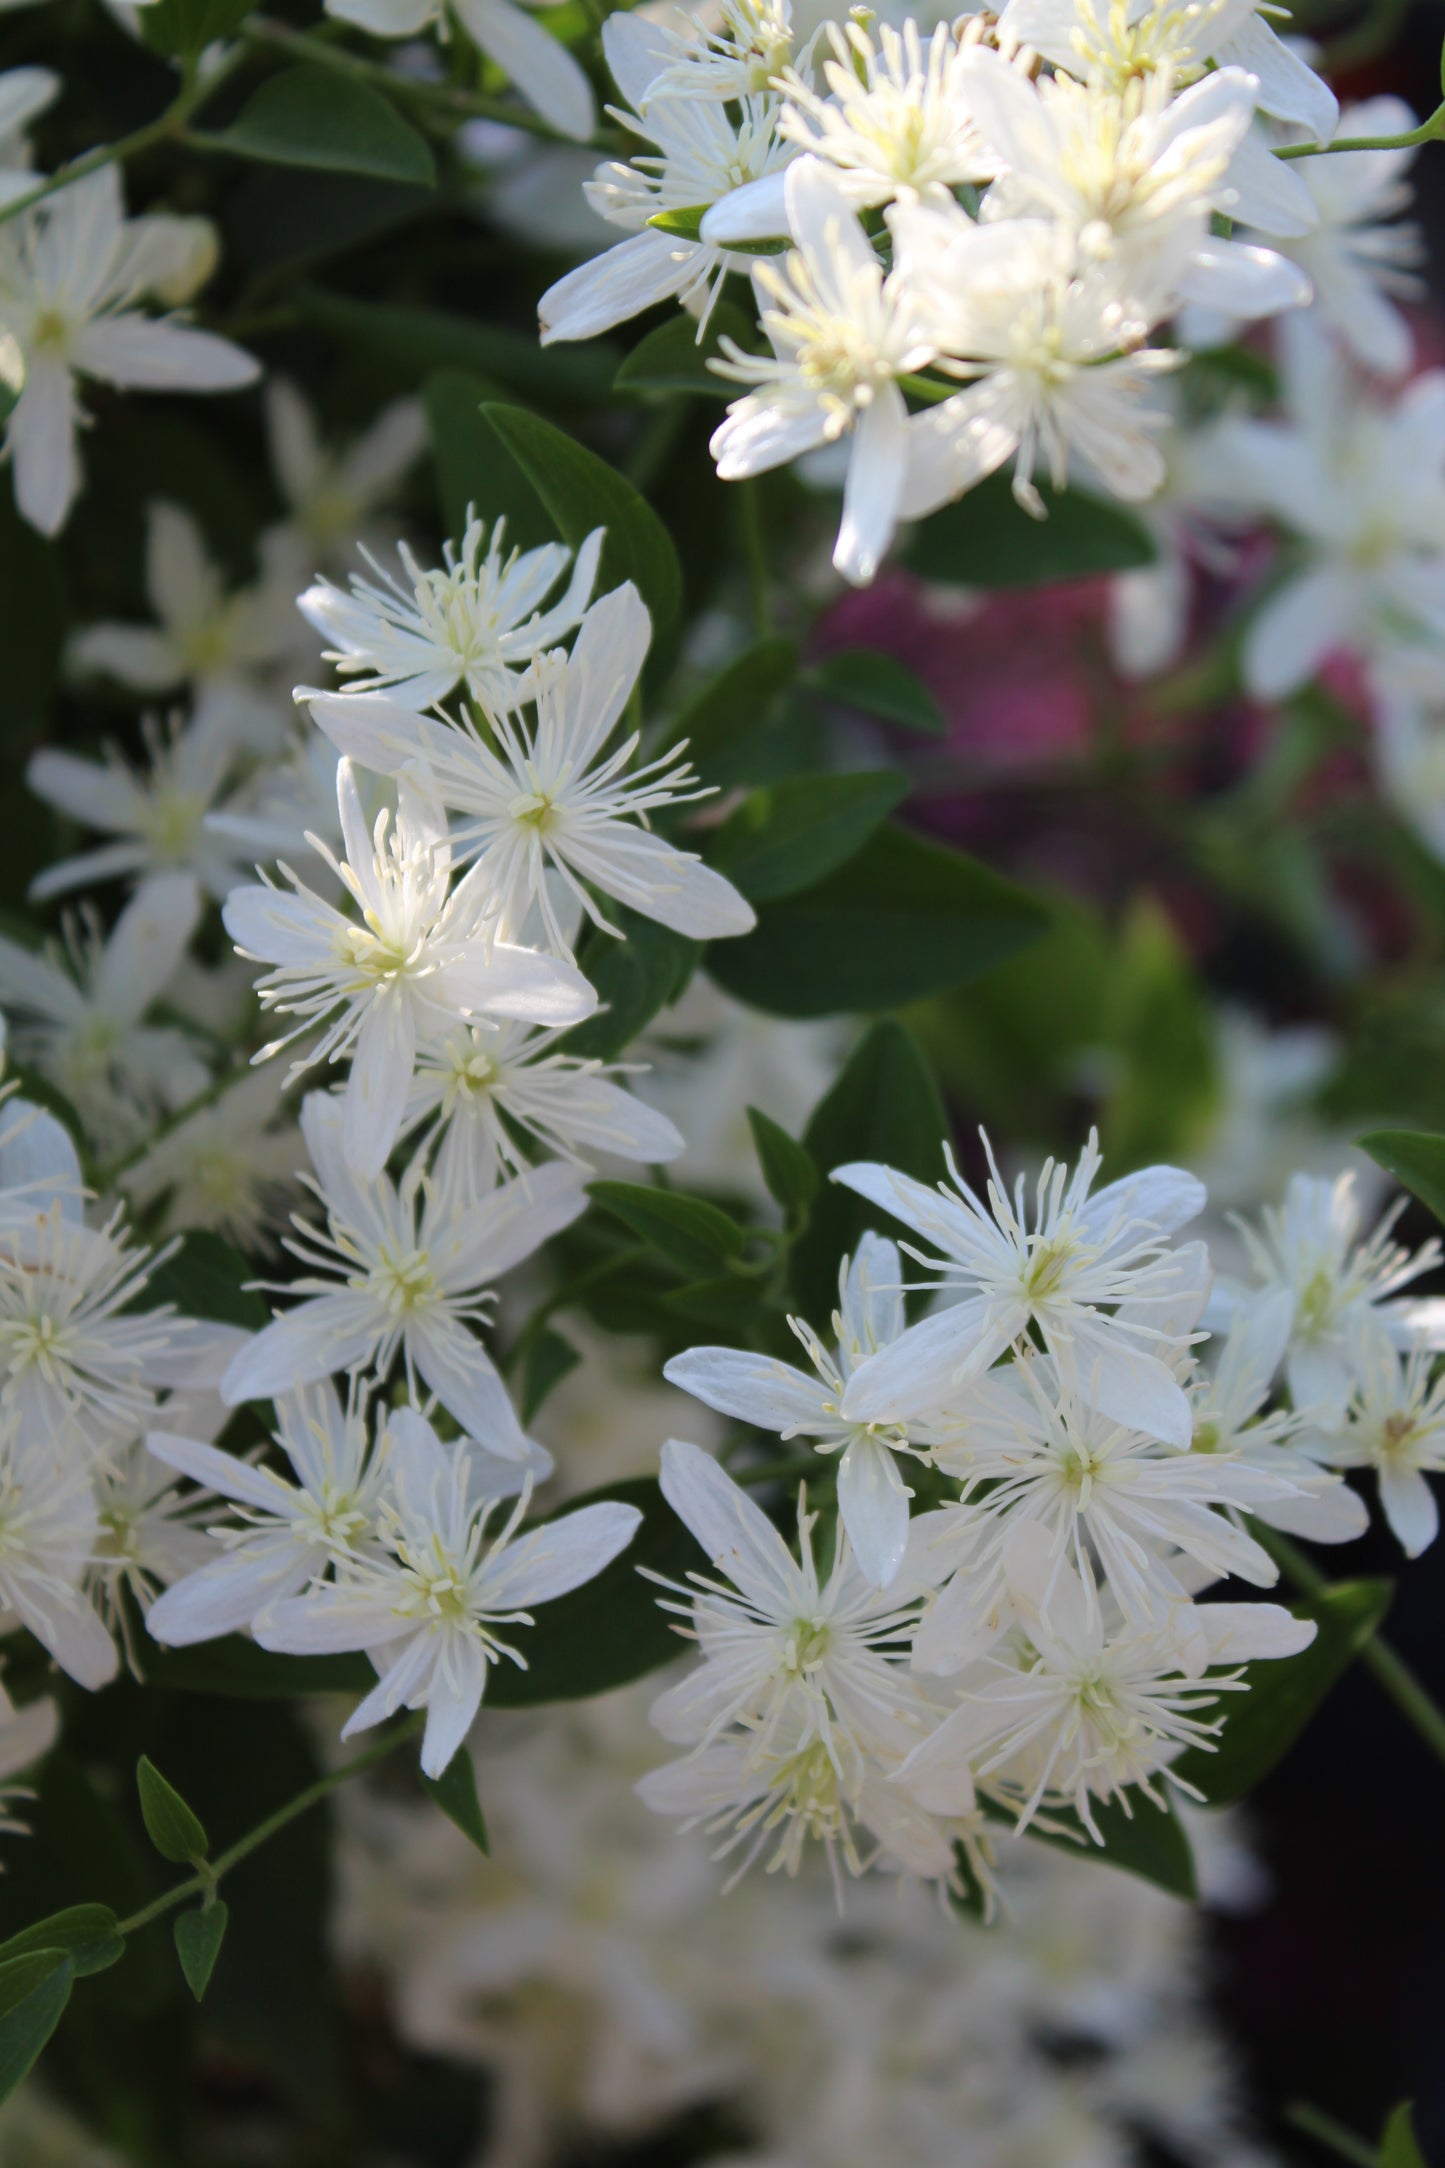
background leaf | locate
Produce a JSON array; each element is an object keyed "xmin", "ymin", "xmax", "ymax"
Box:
[
  {"xmin": 803, "ymin": 650, "xmax": 946, "ymax": 735},
  {"xmin": 0, "ymin": 1950, "xmax": 73, "ymax": 2107},
  {"xmin": 420, "ymin": 1755, "xmax": 490, "ymax": 1856},
  {"xmin": 173, "ymin": 1902, "xmax": 229, "ymax": 2004},
  {"xmin": 905, "ymin": 472, "xmax": 1155, "ymax": 588},
  {"xmin": 217, "ymin": 67, "xmax": 436, "ymax": 185},
  {"xmin": 1359, "ymin": 1128, "xmax": 1445, "ymax": 1225},
  {"xmin": 710, "ymin": 771, "xmax": 909, "ymax": 902},
  {"xmin": 136, "ymin": 1758, "xmax": 209, "ymax": 1866}
]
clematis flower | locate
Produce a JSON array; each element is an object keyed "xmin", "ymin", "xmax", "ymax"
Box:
[{"xmin": 0, "ymin": 167, "xmax": 257, "ymax": 536}]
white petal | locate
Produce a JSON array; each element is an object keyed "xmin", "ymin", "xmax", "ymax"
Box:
[
  {"xmin": 344, "ymin": 993, "xmax": 415, "ymax": 1179},
  {"xmin": 658, "ymin": 1436, "xmax": 802, "ymax": 1615},
  {"xmin": 662, "ymin": 1348, "xmax": 831, "ymax": 1435},
  {"xmin": 72, "ymin": 315, "xmax": 259, "ymax": 391},
  {"xmin": 482, "ymin": 1498, "xmax": 641, "ymax": 1606},
  {"xmin": 1379, "ymin": 1463, "xmax": 1439, "ymax": 1558},
  {"xmin": 452, "ymin": 0, "xmax": 595, "ymax": 139},
  {"xmin": 836, "ymin": 1433, "xmax": 911, "ymax": 1588}
]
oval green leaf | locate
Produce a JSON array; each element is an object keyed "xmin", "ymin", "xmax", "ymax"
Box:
[{"xmin": 219, "ymin": 67, "xmax": 436, "ymax": 186}]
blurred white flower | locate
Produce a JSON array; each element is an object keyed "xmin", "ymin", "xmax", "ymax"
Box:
[{"xmin": 325, "ymin": 0, "xmax": 595, "ymax": 141}]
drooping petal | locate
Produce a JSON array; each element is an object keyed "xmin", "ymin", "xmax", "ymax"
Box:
[{"xmin": 836, "ymin": 1432, "xmax": 911, "ymax": 1589}]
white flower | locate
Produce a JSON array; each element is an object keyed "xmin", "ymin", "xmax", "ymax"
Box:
[
  {"xmin": 647, "ymin": 1436, "xmax": 937, "ymax": 1749},
  {"xmin": 0, "ymin": 67, "xmax": 59, "ymax": 207},
  {"xmin": 403, "ymin": 1017, "xmax": 683, "ymax": 1198},
  {"xmin": 637, "ymin": 1701, "xmax": 966, "ymax": 1894},
  {"xmin": 960, "ymin": 49, "xmax": 1309, "ymax": 322},
  {"xmin": 834, "ymin": 1130, "xmax": 1207, "ymax": 1447},
  {"xmin": 1208, "ymin": 317, "xmax": 1445, "ymax": 699},
  {"xmin": 997, "ymin": 0, "xmax": 1339, "ymax": 143},
  {"xmin": 224, "ymin": 760, "xmax": 596, "ymax": 1179},
  {"xmin": 260, "ymin": 376, "xmax": 426, "ymax": 590},
  {"xmin": 1212, "ymin": 1171, "xmax": 1444, "ymax": 1428},
  {"xmin": 741, "ymin": 16, "xmax": 996, "ymax": 222},
  {"xmin": 1188, "ymin": 1292, "xmax": 1367, "ymax": 1543},
  {"xmin": 120, "ymin": 1067, "xmax": 303, "ymax": 1250},
  {"xmin": 306, "ymin": 584, "xmax": 755, "ymax": 956},
  {"xmin": 255, "ymin": 1410, "xmax": 642, "ymax": 1775},
  {"xmin": 538, "ymin": 12, "xmax": 792, "ymax": 345},
  {"xmin": 221, "ymin": 1090, "xmax": 586, "ymax": 1455},
  {"xmin": 0, "ymin": 873, "xmax": 210, "ymax": 1152},
  {"xmin": 145, "ymin": 1380, "xmax": 394, "ymax": 1646},
  {"xmin": 709, "ymin": 158, "xmax": 935, "ymax": 586},
  {"xmin": 88, "ymin": 1434, "xmax": 213, "ymax": 1653},
  {"xmin": 1305, "ymin": 1336, "xmax": 1445, "ymax": 1558},
  {"xmin": 1263, "ymin": 98, "xmax": 1423, "ymax": 377},
  {"xmin": 0, "ymin": 1199, "xmax": 240, "ymax": 1447},
  {"xmin": 891, "ymin": 207, "xmax": 1181, "ymax": 519},
  {"xmin": 298, "ymin": 513, "xmax": 604, "ymax": 715},
  {"xmin": 0, "ymin": 1414, "xmax": 116, "ymax": 1689},
  {"xmin": 0, "ymin": 1081, "xmax": 84, "ymax": 1230},
  {"xmin": 665, "ymin": 1236, "xmax": 926, "ymax": 1588},
  {"xmin": 325, "ymin": 0, "xmax": 595, "ymax": 140},
  {"xmin": 642, "ymin": 0, "xmax": 797, "ymax": 105},
  {"xmin": 26, "ymin": 711, "xmax": 252, "ymax": 904},
  {"xmin": 898, "ymin": 1547, "xmax": 1314, "ymax": 1838},
  {"xmin": 67, "ymin": 500, "xmax": 292, "ymax": 755},
  {"xmin": 0, "ymin": 167, "xmax": 257, "ymax": 536}
]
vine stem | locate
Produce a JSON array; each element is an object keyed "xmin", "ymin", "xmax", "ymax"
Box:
[
  {"xmin": 0, "ymin": 47, "xmax": 251, "ymax": 229},
  {"xmin": 115, "ymin": 1715, "xmax": 424, "ymax": 1939},
  {"xmin": 1276, "ymin": 101, "xmax": 1445, "ymax": 160},
  {"xmin": 1285, "ymin": 2101, "xmax": 1377, "ymax": 2168},
  {"xmin": 1258, "ymin": 1527, "xmax": 1445, "ymax": 1773}
]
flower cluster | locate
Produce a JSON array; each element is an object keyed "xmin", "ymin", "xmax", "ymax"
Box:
[
  {"xmin": 649, "ymin": 1130, "xmax": 1444, "ymax": 1899},
  {"xmin": 537, "ymin": 0, "xmax": 1375, "ymax": 582}
]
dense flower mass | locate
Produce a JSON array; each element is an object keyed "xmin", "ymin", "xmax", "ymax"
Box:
[{"xmin": 2, "ymin": 0, "xmax": 1445, "ymax": 2155}]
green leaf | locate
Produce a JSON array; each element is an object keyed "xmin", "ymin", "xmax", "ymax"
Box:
[
  {"xmin": 710, "ymin": 770, "xmax": 910, "ymax": 902},
  {"xmin": 480, "ymin": 404, "xmax": 684, "ymax": 648},
  {"xmin": 1009, "ymin": 1790, "xmax": 1198, "ymax": 1900},
  {"xmin": 487, "ymin": 1477, "xmax": 700, "ymax": 1706},
  {"xmin": 646, "ymin": 204, "xmax": 708, "ymax": 240},
  {"xmin": 1098, "ymin": 898, "xmax": 1219, "ymax": 1172},
  {"xmin": 559, "ymin": 909, "xmax": 700, "ymax": 1062},
  {"xmin": 519, "ymin": 1325, "xmax": 582, "ymax": 1423},
  {"xmin": 1359, "ymin": 1128, "xmax": 1445, "ymax": 1226},
  {"xmin": 1172, "ymin": 1579, "xmax": 1395, "ymax": 1807},
  {"xmin": 1379, "ymin": 2104, "xmax": 1428, "ymax": 2168},
  {"xmin": 906, "ymin": 471, "xmax": 1155, "ymax": 589},
  {"xmin": 660, "ymin": 637, "xmax": 798, "ymax": 768},
  {"xmin": 0, "ymin": 1906, "xmax": 123, "ymax": 1981},
  {"xmin": 138, "ymin": 0, "xmax": 250, "ymax": 57},
  {"xmin": 747, "ymin": 1107, "xmax": 819, "ymax": 1222},
  {"xmin": 791, "ymin": 1018, "xmax": 947, "ymax": 1322},
  {"xmin": 145, "ymin": 1637, "xmax": 372, "ymax": 1698},
  {"xmin": 423, "ymin": 369, "xmax": 551, "ymax": 553},
  {"xmin": 0, "ymin": 1950, "xmax": 72, "ymax": 2106},
  {"xmin": 301, "ymin": 288, "xmax": 617, "ymax": 403},
  {"xmin": 709, "ymin": 822, "xmax": 1049, "ymax": 1017},
  {"xmin": 660, "ymin": 1274, "xmax": 774, "ymax": 1329},
  {"xmin": 589, "ymin": 1182, "xmax": 746, "ymax": 1277},
  {"xmin": 804, "ymin": 650, "xmax": 946, "ymax": 735},
  {"xmin": 614, "ymin": 302, "xmax": 757, "ymax": 399},
  {"xmin": 217, "ymin": 67, "xmax": 436, "ymax": 185},
  {"xmin": 420, "ymin": 1753, "xmax": 490, "ymax": 1855},
  {"xmin": 135, "ymin": 1757, "xmax": 209, "ymax": 1866},
  {"xmin": 173, "ymin": 1902, "xmax": 229, "ymax": 2004},
  {"xmin": 141, "ymin": 1230, "xmax": 267, "ymax": 1331}
]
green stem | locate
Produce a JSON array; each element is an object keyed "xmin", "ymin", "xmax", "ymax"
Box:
[
  {"xmin": 242, "ymin": 17, "xmax": 598, "ymax": 145},
  {"xmin": 0, "ymin": 46, "xmax": 249, "ymax": 228},
  {"xmin": 898, "ymin": 372, "xmax": 958, "ymax": 406},
  {"xmin": 115, "ymin": 1716, "xmax": 423, "ymax": 1938},
  {"xmin": 1276, "ymin": 102, "xmax": 1445, "ymax": 159},
  {"xmin": 1285, "ymin": 2102, "xmax": 1378, "ymax": 2168},
  {"xmin": 1260, "ymin": 1528, "xmax": 1445, "ymax": 1773}
]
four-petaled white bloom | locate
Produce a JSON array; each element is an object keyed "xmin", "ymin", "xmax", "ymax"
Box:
[
  {"xmin": 298, "ymin": 514, "xmax": 603, "ymax": 716},
  {"xmin": 710, "ymin": 157, "xmax": 936, "ymax": 585},
  {"xmin": 0, "ymin": 873, "xmax": 210, "ymax": 1152},
  {"xmin": 255, "ymin": 1409, "xmax": 641, "ymax": 1775},
  {"xmin": 539, "ymin": 12, "xmax": 793, "ymax": 346},
  {"xmin": 403, "ymin": 1017, "xmax": 684, "ymax": 1197},
  {"xmin": 306, "ymin": 584, "xmax": 755, "ymax": 956},
  {"xmin": 1211, "ymin": 1169, "xmax": 1445, "ymax": 1426},
  {"xmin": 1305, "ymin": 1335, "xmax": 1445, "ymax": 1559},
  {"xmin": 834, "ymin": 1130, "xmax": 1207, "ymax": 1447},
  {"xmin": 224, "ymin": 760, "xmax": 596, "ymax": 1178},
  {"xmin": 665, "ymin": 1234, "xmax": 925, "ymax": 1588},
  {"xmin": 0, "ymin": 167, "xmax": 257, "ymax": 536},
  {"xmin": 221, "ymin": 1091, "xmax": 585, "ymax": 1457}
]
